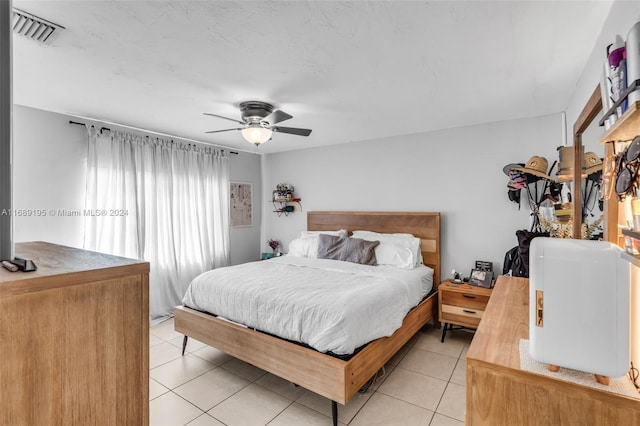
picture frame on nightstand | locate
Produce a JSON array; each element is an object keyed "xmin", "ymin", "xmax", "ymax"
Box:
[{"xmin": 469, "ymin": 268, "xmax": 493, "ymax": 288}]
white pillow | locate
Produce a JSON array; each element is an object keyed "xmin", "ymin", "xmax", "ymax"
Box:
[
  {"xmin": 298, "ymin": 229, "xmax": 348, "ymax": 239},
  {"xmin": 287, "ymin": 237, "xmax": 319, "ymax": 258},
  {"xmin": 374, "ymin": 241, "xmax": 415, "ymax": 269},
  {"xmin": 352, "ymin": 230, "xmax": 422, "ymax": 267}
]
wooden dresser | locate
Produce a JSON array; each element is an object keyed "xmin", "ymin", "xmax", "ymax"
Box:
[
  {"xmin": 0, "ymin": 242, "xmax": 150, "ymax": 426},
  {"xmin": 466, "ymin": 275, "xmax": 640, "ymax": 425}
]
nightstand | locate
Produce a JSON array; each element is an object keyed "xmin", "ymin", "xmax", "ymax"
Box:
[{"xmin": 438, "ymin": 280, "xmax": 493, "ymax": 342}]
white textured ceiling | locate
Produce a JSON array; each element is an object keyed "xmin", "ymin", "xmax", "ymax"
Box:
[{"xmin": 12, "ymin": 1, "xmax": 613, "ymax": 154}]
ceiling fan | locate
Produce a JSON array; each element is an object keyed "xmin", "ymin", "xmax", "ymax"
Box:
[{"xmin": 204, "ymin": 101, "xmax": 312, "ymax": 146}]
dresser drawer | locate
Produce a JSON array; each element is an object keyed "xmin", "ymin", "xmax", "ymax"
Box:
[
  {"xmin": 440, "ymin": 290, "xmax": 490, "ymax": 311},
  {"xmin": 441, "ymin": 304, "xmax": 484, "ymax": 327}
]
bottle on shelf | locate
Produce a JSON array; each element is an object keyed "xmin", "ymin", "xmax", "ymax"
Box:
[
  {"xmin": 627, "ymin": 21, "xmax": 640, "ymax": 105},
  {"xmin": 607, "ymin": 35, "xmax": 627, "ymax": 118}
]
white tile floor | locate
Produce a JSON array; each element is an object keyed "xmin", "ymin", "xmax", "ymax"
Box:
[{"xmin": 149, "ymin": 318, "xmax": 472, "ymax": 426}]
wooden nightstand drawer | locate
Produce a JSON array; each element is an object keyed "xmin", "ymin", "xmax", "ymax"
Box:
[
  {"xmin": 438, "ymin": 280, "xmax": 493, "ymax": 340},
  {"xmin": 440, "ymin": 291, "xmax": 490, "ymax": 311},
  {"xmin": 441, "ymin": 304, "xmax": 484, "ymax": 327}
]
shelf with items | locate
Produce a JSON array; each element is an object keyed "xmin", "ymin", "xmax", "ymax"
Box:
[
  {"xmin": 620, "ymin": 228, "xmax": 640, "ymax": 267},
  {"xmin": 271, "ymin": 183, "xmax": 301, "ymax": 216},
  {"xmin": 598, "ymin": 97, "xmax": 640, "ymax": 245},
  {"xmin": 599, "ymin": 100, "xmax": 640, "ymax": 145},
  {"xmin": 598, "ymin": 77, "xmax": 640, "ymax": 145},
  {"xmin": 272, "ymin": 200, "xmax": 302, "ymax": 217}
]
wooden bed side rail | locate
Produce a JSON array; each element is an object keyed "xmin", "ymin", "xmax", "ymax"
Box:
[
  {"xmin": 344, "ymin": 291, "xmax": 436, "ymax": 399},
  {"xmin": 174, "ymin": 306, "xmax": 350, "ymax": 404}
]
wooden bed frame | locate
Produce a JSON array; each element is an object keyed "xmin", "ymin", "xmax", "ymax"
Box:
[{"xmin": 174, "ymin": 211, "xmax": 440, "ymax": 424}]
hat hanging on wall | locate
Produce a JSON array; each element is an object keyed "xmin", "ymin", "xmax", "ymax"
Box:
[
  {"xmin": 583, "ymin": 152, "xmax": 603, "ymax": 176},
  {"xmin": 513, "ymin": 156, "xmax": 552, "ymax": 181},
  {"xmin": 508, "ymin": 170, "xmax": 528, "ymax": 189},
  {"xmin": 503, "ymin": 163, "xmax": 527, "ymax": 188},
  {"xmin": 503, "ymin": 163, "xmax": 525, "ymax": 176},
  {"xmin": 502, "ymin": 162, "xmax": 525, "ymax": 209}
]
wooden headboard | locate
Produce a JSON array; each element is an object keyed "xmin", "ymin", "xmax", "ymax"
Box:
[{"xmin": 307, "ymin": 211, "xmax": 441, "ymax": 285}]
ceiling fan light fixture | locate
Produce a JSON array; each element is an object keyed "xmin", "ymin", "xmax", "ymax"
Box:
[
  {"xmin": 241, "ymin": 125, "xmax": 272, "ymax": 146},
  {"xmin": 204, "ymin": 100, "xmax": 310, "ymax": 143}
]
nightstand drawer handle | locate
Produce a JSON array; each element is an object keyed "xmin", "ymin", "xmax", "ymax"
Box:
[
  {"xmin": 463, "ymin": 309, "xmax": 477, "ymax": 314},
  {"xmin": 462, "ymin": 294, "xmax": 476, "ymax": 299}
]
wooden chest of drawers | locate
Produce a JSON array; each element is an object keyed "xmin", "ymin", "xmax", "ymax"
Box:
[
  {"xmin": 0, "ymin": 242, "xmax": 150, "ymax": 426},
  {"xmin": 438, "ymin": 280, "xmax": 492, "ymax": 333}
]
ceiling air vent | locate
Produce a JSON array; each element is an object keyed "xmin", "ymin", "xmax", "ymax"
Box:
[{"xmin": 12, "ymin": 8, "xmax": 64, "ymax": 45}]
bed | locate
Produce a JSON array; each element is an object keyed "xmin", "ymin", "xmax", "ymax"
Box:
[{"xmin": 174, "ymin": 211, "xmax": 441, "ymax": 425}]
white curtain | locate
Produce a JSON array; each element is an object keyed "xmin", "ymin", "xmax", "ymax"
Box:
[{"xmin": 84, "ymin": 126, "xmax": 230, "ymax": 318}]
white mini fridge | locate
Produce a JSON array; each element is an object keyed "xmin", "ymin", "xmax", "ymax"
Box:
[{"xmin": 529, "ymin": 237, "xmax": 630, "ymax": 377}]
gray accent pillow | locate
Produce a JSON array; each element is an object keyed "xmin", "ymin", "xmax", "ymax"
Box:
[{"xmin": 317, "ymin": 234, "xmax": 380, "ymax": 265}]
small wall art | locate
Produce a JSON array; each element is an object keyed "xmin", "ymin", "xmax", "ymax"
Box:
[{"xmin": 230, "ymin": 182, "xmax": 252, "ymax": 227}]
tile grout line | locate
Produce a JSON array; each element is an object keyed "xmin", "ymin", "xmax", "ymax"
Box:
[{"xmin": 263, "ymin": 400, "xmax": 297, "ymax": 425}]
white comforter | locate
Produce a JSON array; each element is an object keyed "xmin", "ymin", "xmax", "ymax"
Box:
[{"xmin": 182, "ymin": 256, "xmax": 433, "ymax": 355}]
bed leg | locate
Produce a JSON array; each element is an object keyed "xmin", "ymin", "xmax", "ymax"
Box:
[
  {"xmin": 181, "ymin": 335, "xmax": 188, "ymax": 356},
  {"xmin": 331, "ymin": 400, "xmax": 338, "ymax": 426}
]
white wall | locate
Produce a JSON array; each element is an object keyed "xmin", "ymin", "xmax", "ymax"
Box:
[
  {"xmin": 229, "ymin": 150, "xmax": 262, "ymax": 265},
  {"xmin": 13, "ymin": 105, "xmax": 87, "ymax": 247},
  {"xmin": 13, "ymin": 104, "xmax": 262, "ymax": 265},
  {"xmin": 262, "ymin": 113, "xmax": 563, "ymax": 278}
]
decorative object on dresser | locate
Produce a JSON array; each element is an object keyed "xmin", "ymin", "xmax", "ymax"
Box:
[
  {"xmin": 438, "ymin": 279, "xmax": 492, "ymax": 342},
  {"xmin": 0, "ymin": 242, "xmax": 150, "ymax": 425},
  {"xmin": 175, "ymin": 211, "xmax": 441, "ymax": 426},
  {"xmin": 267, "ymin": 238, "xmax": 281, "ymax": 256}
]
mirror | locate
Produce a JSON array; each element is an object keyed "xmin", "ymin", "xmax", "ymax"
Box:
[{"xmin": 571, "ymin": 85, "xmax": 604, "ymax": 239}]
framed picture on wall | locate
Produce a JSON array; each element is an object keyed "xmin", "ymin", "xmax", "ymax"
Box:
[{"xmin": 230, "ymin": 182, "xmax": 252, "ymax": 227}]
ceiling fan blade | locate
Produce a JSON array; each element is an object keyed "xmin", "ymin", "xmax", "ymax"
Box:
[
  {"xmin": 262, "ymin": 109, "xmax": 292, "ymax": 126},
  {"xmin": 205, "ymin": 128, "xmax": 243, "ymax": 134},
  {"xmin": 272, "ymin": 126, "xmax": 312, "ymax": 137},
  {"xmin": 203, "ymin": 112, "xmax": 245, "ymax": 125}
]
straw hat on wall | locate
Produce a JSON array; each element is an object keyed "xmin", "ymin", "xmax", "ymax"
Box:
[
  {"xmin": 513, "ymin": 156, "xmax": 552, "ymax": 181},
  {"xmin": 583, "ymin": 152, "xmax": 603, "ymax": 176}
]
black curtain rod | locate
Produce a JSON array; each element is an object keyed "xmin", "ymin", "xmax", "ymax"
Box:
[
  {"xmin": 68, "ymin": 120, "xmax": 238, "ymax": 154},
  {"xmin": 68, "ymin": 120, "xmax": 110, "ymax": 133}
]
